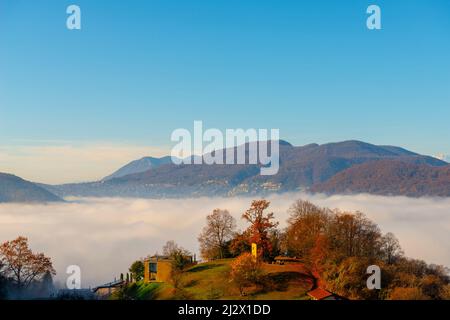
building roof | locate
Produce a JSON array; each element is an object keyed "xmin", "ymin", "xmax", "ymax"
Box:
[
  {"xmin": 307, "ymin": 288, "xmax": 334, "ymax": 300},
  {"xmin": 146, "ymin": 254, "xmax": 194, "ymax": 262},
  {"xmin": 92, "ymin": 279, "xmax": 124, "ymax": 292},
  {"xmin": 150, "ymin": 255, "xmax": 170, "ymax": 259},
  {"xmin": 146, "ymin": 255, "xmax": 172, "ymax": 262}
]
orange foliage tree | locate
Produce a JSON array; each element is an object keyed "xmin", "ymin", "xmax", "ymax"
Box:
[
  {"xmin": 242, "ymin": 200, "xmax": 279, "ymax": 261},
  {"xmin": 229, "ymin": 253, "xmax": 263, "ymax": 296},
  {"xmin": 0, "ymin": 236, "xmax": 56, "ymax": 290}
]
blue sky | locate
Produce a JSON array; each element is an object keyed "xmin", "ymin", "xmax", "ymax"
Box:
[{"xmin": 0, "ymin": 0, "xmax": 449, "ymax": 183}]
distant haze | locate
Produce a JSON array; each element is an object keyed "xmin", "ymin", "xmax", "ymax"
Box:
[
  {"xmin": 0, "ymin": 143, "xmax": 169, "ymax": 184},
  {"xmin": 0, "ymin": 194, "xmax": 449, "ymax": 287}
]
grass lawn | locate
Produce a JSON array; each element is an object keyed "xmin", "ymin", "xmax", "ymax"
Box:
[
  {"xmin": 180, "ymin": 259, "xmax": 314, "ymax": 300},
  {"xmin": 110, "ymin": 281, "xmax": 172, "ymax": 300},
  {"xmin": 118, "ymin": 259, "xmax": 314, "ymax": 300},
  {"xmin": 182, "ymin": 259, "xmax": 235, "ymax": 299}
]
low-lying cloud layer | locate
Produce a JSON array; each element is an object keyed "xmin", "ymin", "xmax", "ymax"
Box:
[{"xmin": 0, "ymin": 194, "xmax": 449, "ymax": 288}]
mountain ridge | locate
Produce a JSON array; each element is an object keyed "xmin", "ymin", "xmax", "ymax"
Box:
[
  {"xmin": 311, "ymin": 160, "xmax": 450, "ymax": 197},
  {"xmin": 0, "ymin": 172, "xmax": 63, "ymax": 203},
  {"xmin": 40, "ymin": 140, "xmax": 449, "ymax": 199},
  {"xmin": 102, "ymin": 156, "xmax": 173, "ymax": 181}
]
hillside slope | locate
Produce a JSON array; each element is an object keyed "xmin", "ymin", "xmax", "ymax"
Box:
[
  {"xmin": 102, "ymin": 156, "xmax": 173, "ymax": 181},
  {"xmin": 311, "ymin": 160, "xmax": 450, "ymax": 197},
  {"xmin": 112, "ymin": 259, "xmax": 314, "ymax": 300},
  {"xmin": 0, "ymin": 173, "xmax": 62, "ymax": 203}
]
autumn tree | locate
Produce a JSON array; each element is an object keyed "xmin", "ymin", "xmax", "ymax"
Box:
[
  {"xmin": 327, "ymin": 211, "xmax": 382, "ymax": 259},
  {"xmin": 388, "ymin": 287, "xmax": 430, "ymax": 300},
  {"xmin": 440, "ymin": 284, "xmax": 450, "ymax": 300},
  {"xmin": 0, "ymin": 260, "xmax": 8, "ymax": 299},
  {"xmin": 171, "ymin": 248, "xmax": 192, "ymax": 271},
  {"xmin": 242, "ymin": 200, "xmax": 279, "ymax": 261},
  {"xmin": 420, "ymin": 274, "xmax": 446, "ymax": 299},
  {"xmin": 380, "ymin": 232, "xmax": 403, "ymax": 264},
  {"xmin": 281, "ymin": 199, "xmax": 450, "ymax": 300},
  {"xmin": 229, "ymin": 253, "xmax": 263, "ymax": 296},
  {"xmin": 284, "ymin": 200, "xmax": 330, "ymax": 261},
  {"xmin": 162, "ymin": 240, "xmax": 180, "ymax": 256},
  {"xmin": 267, "ymin": 229, "xmax": 282, "ymax": 261},
  {"xmin": 0, "ymin": 236, "xmax": 56, "ymax": 291},
  {"xmin": 198, "ymin": 209, "xmax": 236, "ymax": 260},
  {"xmin": 310, "ymin": 234, "xmax": 331, "ymax": 275},
  {"xmin": 229, "ymin": 230, "xmax": 252, "ymax": 257},
  {"xmin": 324, "ymin": 256, "xmax": 379, "ymax": 300},
  {"xmin": 160, "ymin": 241, "xmax": 192, "ymax": 289}
]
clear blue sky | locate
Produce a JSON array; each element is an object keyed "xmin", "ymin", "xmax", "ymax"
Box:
[{"xmin": 0, "ymin": 0, "xmax": 449, "ymax": 181}]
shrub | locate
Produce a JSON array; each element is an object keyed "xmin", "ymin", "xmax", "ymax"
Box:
[
  {"xmin": 388, "ymin": 287, "xmax": 430, "ymax": 300},
  {"xmin": 229, "ymin": 253, "xmax": 263, "ymax": 296}
]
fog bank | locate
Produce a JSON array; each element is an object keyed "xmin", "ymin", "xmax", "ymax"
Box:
[{"xmin": 0, "ymin": 193, "xmax": 449, "ymax": 287}]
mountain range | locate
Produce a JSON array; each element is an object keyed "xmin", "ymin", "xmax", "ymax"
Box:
[
  {"xmin": 38, "ymin": 140, "xmax": 449, "ymax": 200},
  {"xmin": 1, "ymin": 140, "xmax": 449, "ymax": 203}
]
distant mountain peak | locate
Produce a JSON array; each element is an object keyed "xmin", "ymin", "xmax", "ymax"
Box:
[
  {"xmin": 279, "ymin": 140, "xmax": 293, "ymax": 146},
  {"xmin": 0, "ymin": 172, "xmax": 62, "ymax": 203},
  {"xmin": 102, "ymin": 156, "xmax": 173, "ymax": 181}
]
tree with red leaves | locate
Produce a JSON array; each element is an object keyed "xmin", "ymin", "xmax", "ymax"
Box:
[
  {"xmin": 242, "ymin": 200, "xmax": 279, "ymax": 261},
  {"xmin": 0, "ymin": 236, "xmax": 56, "ymax": 291}
]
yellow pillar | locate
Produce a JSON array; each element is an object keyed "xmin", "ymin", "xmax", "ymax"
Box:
[{"xmin": 251, "ymin": 243, "xmax": 257, "ymax": 261}]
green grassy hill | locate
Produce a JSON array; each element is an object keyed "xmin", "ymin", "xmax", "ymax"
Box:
[{"xmin": 114, "ymin": 259, "xmax": 314, "ymax": 300}]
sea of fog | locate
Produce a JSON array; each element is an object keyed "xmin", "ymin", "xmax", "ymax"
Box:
[{"xmin": 0, "ymin": 194, "xmax": 449, "ymax": 288}]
